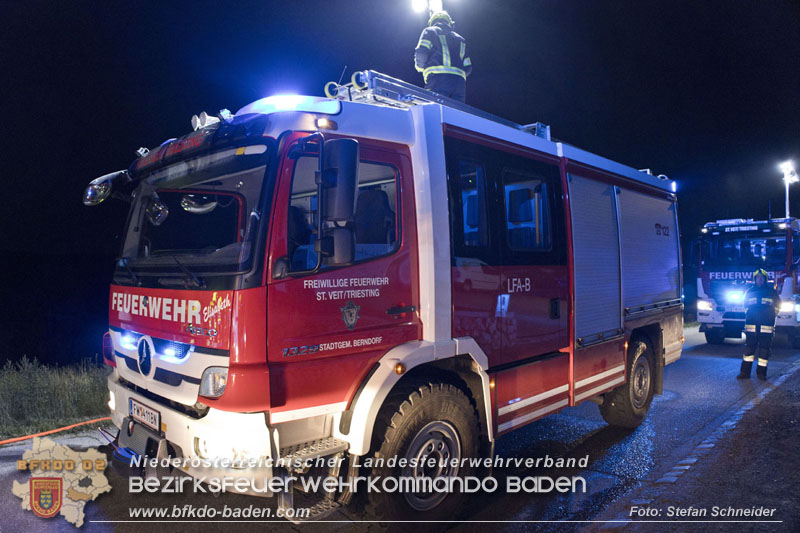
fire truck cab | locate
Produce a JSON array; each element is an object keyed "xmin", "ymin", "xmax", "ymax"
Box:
[
  {"xmin": 85, "ymin": 71, "xmax": 683, "ymax": 520},
  {"xmin": 695, "ymin": 218, "xmax": 800, "ymax": 345}
]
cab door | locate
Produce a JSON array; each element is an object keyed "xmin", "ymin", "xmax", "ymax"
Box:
[
  {"xmin": 446, "ymin": 135, "xmax": 568, "ymax": 368},
  {"xmin": 266, "ymin": 136, "xmax": 420, "ymax": 419},
  {"xmin": 497, "ymin": 158, "xmax": 569, "ymax": 364},
  {"xmin": 447, "ymin": 143, "xmax": 504, "ymax": 365}
]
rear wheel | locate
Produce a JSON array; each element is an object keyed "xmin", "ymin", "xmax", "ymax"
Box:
[
  {"xmin": 600, "ymin": 338, "xmax": 656, "ymax": 428},
  {"xmin": 704, "ymin": 328, "xmax": 726, "ymax": 345},
  {"xmin": 367, "ymin": 381, "xmax": 479, "ymax": 521}
]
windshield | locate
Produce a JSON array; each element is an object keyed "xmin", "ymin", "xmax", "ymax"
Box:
[
  {"xmin": 118, "ymin": 148, "xmax": 269, "ymax": 283},
  {"xmin": 702, "ymin": 235, "xmax": 787, "ymax": 269}
]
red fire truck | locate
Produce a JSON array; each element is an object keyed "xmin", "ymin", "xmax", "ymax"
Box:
[
  {"xmin": 695, "ymin": 218, "xmax": 800, "ymax": 345},
  {"xmin": 85, "ymin": 71, "xmax": 683, "ymax": 520}
]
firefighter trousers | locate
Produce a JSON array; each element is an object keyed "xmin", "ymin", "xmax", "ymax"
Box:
[
  {"xmin": 740, "ymin": 330, "xmax": 772, "ymax": 379},
  {"xmin": 426, "ymin": 73, "xmax": 466, "ymax": 103}
]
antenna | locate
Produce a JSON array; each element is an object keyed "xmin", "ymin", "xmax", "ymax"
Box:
[{"xmin": 337, "ymin": 66, "xmax": 348, "ymax": 87}]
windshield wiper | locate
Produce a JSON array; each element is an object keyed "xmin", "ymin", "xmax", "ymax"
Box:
[
  {"xmin": 119, "ymin": 257, "xmax": 141, "ymax": 286},
  {"xmin": 171, "ymin": 255, "xmax": 207, "ymax": 289}
]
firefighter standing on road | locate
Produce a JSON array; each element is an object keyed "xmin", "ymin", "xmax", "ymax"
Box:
[
  {"xmin": 414, "ymin": 11, "xmax": 471, "ymax": 102},
  {"xmin": 738, "ymin": 269, "xmax": 780, "ymax": 380}
]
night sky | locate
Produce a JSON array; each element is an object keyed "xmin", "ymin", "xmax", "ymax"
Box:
[{"xmin": 2, "ymin": 0, "xmax": 799, "ymax": 256}]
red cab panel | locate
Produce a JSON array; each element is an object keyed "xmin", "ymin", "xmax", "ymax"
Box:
[{"xmin": 109, "ymin": 285, "xmax": 233, "ymax": 350}]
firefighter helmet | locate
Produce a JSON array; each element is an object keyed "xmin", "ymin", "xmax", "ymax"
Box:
[
  {"xmin": 429, "ymin": 11, "xmax": 453, "ymax": 27},
  {"xmin": 753, "ymin": 268, "xmax": 769, "ymax": 282}
]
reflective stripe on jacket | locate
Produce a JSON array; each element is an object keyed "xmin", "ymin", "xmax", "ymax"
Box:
[
  {"xmin": 414, "ymin": 23, "xmax": 472, "ymax": 83},
  {"xmin": 744, "ymin": 283, "xmax": 781, "ymax": 330}
]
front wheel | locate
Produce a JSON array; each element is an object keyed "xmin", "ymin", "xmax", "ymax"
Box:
[
  {"xmin": 704, "ymin": 329, "xmax": 726, "ymax": 345},
  {"xmin": 599, "ymin": 338, "xmax": 656, "ymax": 428},
  {"xmin": 367, "ymin": 382, "xmax": 480, "ymax": 521}
]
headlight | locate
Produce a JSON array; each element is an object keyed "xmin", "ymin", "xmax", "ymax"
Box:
[
  {"xmin": 780, "ymin": 301, "xmax": 795, "ymax": 313},
  {"xmin": 199, "ymin": 367, "xmax": 228, "ymax": 398},
  {"xmin": 726, "ymin": 291, "xmax": 744, "ymax": 303},
  {"xmin": 108, "ymin": 390, "xmax": 116, "ymax": 411},
  {"xmin": 697, "ymin": 300, "xmax": 713, "ymax": 311},
  {"xmin": 120, "ymin": 334, "xmax": 138, "ymax": 351}
]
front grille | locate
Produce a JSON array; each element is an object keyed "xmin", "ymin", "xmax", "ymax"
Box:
[
  {"xmin": 118, "ymin": 376, "xmax": 210, "ymax": 419},
  {"xmin": 152, "ymin": 338, "xmax": 193, "ymax": 359},
  {"xmin": 723, "ymin": 312, "xmax": 746, "ymax": 320},
  {"xmin": 709, "ymin": 280, "xmax": 746, "ymax": 303}
]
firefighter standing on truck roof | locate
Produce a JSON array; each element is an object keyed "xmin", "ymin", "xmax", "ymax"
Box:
[
  {"xmin": 414, "ymin": 11, "xmax": 471, "ymax": 103},
  {"xmin": 738, "ymin": 269, "xmax": 780, "ymax": 380}
]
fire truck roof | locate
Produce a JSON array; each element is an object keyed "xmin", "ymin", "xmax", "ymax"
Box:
[{"xmin": 134, "ymin": 71, "xmax": 678, "ymax": 195}]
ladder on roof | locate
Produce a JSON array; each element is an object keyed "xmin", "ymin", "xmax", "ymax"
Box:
[{"xmin": 324, "ymin": 70, "xmax": 551, "ymax": 141}]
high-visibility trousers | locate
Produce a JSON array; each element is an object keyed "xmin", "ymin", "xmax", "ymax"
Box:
[
  {"xmin": 426, "ymin": 73, "xmax": 466, "ymax": 103},
  {"xmin": 743, "ymin": 323, "xmax": 773, "ymax": 368}
]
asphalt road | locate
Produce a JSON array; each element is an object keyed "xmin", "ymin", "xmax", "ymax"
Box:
[{"xmin": 1, "ymin": 327, "xmax": 798, "ymax": 531}]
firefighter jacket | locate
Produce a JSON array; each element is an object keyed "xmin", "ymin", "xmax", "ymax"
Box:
[
  {"xmin": 414, "ymin": 22, "xmax": 472, "ymax": 84},
  {"xmin": 744, "ymin": 283, "xmax": 781, "ymax": 332}
]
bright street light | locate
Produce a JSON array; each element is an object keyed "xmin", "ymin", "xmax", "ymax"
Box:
[
  {"xmin": 780, "ymin": 160, "xmax": 798, "ymax": 218},
  {"xmin": 780, "ymin": 160, "xmax": 797, "ymax": 181},
  {"xmin": 411, "ymin": 0, "xmax": 444, "ymax": 14}
]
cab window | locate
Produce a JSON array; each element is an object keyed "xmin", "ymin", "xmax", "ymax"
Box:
[{"xmin": 287, "ymin": 156, "xmax": 400, "ymax": 271}]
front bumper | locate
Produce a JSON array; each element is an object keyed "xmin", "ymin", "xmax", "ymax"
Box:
[
  {"xmin": 699, "ymin": 306, "xmax": 798, "ymax": 334},
  {"xmin": 108, "ymin": 375, "xmax": 275, "ymax": 496}
]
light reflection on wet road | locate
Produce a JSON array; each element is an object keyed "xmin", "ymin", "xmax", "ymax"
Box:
[{"xmin": 455, "ymin": 328, "xmax": 798, "ymax": 530}]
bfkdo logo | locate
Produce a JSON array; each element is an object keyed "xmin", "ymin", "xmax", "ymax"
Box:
[{"xmin": 30, "ymin": 478, "xmax": 63, "ymax": 518}]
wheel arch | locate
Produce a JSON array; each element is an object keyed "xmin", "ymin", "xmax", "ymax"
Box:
[{"xmin": 333, "ymin": 338, "xmax": 493, "ymax": 456}]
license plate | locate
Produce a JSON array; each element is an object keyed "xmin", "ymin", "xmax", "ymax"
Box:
[
  {"xmin": 130, "ymin": 398, "xmax": 161, "ymax": 432},
  {"xmin": 733, "ymin": 306, "xmax": 745, "ymax": 313}
]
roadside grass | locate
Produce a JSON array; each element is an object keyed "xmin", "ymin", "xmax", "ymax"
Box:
[{"xmin": 0, "ymin": 356, "xmax": 110, "ymax": 440}]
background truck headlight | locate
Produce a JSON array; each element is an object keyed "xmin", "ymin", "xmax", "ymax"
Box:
[
  {"xmin": 780, "ymin": 301, "xmax": 795, "ymax": 313},
  {"xmin": 697, "ymin": 300, "xmax": 713, "ymax": 311},
  {"xmin": 200, "ymin": 367, "xmax": 228, "ymax": 398},
  {"xmin": 726, "ymin": 290, "xmax": 744, "ymax": 303}
]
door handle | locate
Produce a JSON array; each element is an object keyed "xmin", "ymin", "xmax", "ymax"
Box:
[
  {"xmin": 387, "ymin": 305, "xmax": 416, "ymax": 317},
  {"xmin": 550, "ymin": 298, "xmax": 560, "ymax": 319}
]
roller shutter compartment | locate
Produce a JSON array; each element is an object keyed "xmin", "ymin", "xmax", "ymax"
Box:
[{"xmin": 568, "ymin": 175, "xmax": 622, "ymax": 346}]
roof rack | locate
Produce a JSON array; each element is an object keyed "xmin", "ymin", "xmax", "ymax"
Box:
[{"xmin": 324, "ymin": 70, "xmax": 551, "ymax": 141}]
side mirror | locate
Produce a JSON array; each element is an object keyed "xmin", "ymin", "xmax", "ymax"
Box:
[
  {"xmin": 287, "ymin": 135, "xmax": 359, "ymax": 276},
  {"xmin": 316, "ymin": 227, "xmax": 355, "ymax": 267},
  {"xmin": 83, "ymin": 170, "xmax": 130, "ymax": 206},
  {"xmin": 317, "ymin": 138, "xmax": 358, "ymax": 265},
  {"xmin": 320, "ymin": 138, "xmax": 359, "ymax": 223},
  {"xmin": 181, "ymin": 194, "xmax": 218, "ymax": 214}
]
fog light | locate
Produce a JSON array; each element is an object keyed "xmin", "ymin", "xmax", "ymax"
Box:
[
  {"xmin": 195, "ymin": 436, "xmax": 235, "ymax": 461},
  {"xmin": 199, "ymin": 367, "xmax": 228, "ymax": 398}
]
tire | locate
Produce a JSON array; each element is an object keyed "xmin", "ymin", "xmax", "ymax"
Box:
[
  {"xmin": 791, "ymin": 332, "xmax": 800, "ymax": 350},
  {"xmin": 704, "ymin": 329, "xmax": 726, "ymax": 345},
  {"xmin": 367, "ymin": 381, "xmax": 480, "ymax": 521},
  {"xmin": 600, "ymin": 338, "xmax": 656, "ymax": 429}
]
